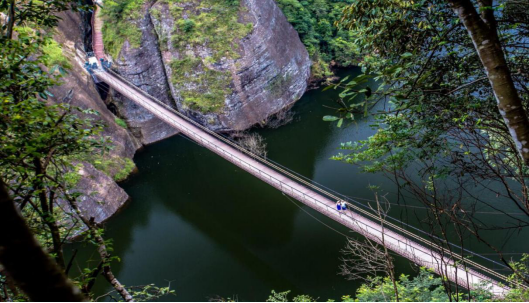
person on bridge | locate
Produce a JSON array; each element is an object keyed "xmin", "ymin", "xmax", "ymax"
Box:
[
  {"xmin": 100, "ymin": 58, "xmax": 112, "ymax": 70},
  {"xmin": 336, "ymin": 201, "xmax": 342, "ymax": 211},
  {"xmin": 341, "ymin": 201, "xmax": 348, "ymax": 211}
]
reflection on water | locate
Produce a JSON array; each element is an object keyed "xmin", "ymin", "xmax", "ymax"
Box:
[{"xmin": 71, "ymin": 68, "xmax": 526, "ymax": 301}]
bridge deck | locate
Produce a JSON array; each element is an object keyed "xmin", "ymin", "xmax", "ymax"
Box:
[
  {"xmin": 95, "ymin": 70, "xmax": 508, "ymax": 295},
  {"xmin": 90, "ymin": 0, "xmax": 511, "ymax": 294}
]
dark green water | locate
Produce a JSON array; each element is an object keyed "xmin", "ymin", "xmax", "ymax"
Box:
[{"xmin": 75, "ymin": 68, "xmax": 527, "ymax": 301}]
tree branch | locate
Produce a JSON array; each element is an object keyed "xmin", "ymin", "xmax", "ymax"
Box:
[{"xmin": 0, "ymin": 177, "xmax": 86, "ymax": 301}]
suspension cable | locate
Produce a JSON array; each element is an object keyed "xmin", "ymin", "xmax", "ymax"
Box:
[{"xmin": 94, "ymin": 68, "xmax": 522, "ymax": 286}]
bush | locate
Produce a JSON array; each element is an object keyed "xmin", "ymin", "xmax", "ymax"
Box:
[
  {"xmin": 100, "ymin": 0, "xmax": 143, "ymax": 59},
  {"xmin": 178, "ymin": 19, "xmax": 196, "ymax": 33},
  {"xmin": 41, "ymin": 38, "xmax": 72, "ymax": 69},
  {"xmin": 234, "ymin": 132, "xmax": 267, "ymax": 158},
  {"xmin": 114, "ymin": 157, "xmax": 136, "ymax": 181}
]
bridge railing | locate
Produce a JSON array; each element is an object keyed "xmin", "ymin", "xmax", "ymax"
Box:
[{"xmin": 97, "ymin": 71, "xmax": 512, "ymax": 294}]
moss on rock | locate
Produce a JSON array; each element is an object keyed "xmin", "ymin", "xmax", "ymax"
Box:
[
  {"xmin": 161, "ymin": 0, "xmax": 252, "ymax": 113},
  {"xmin": 100, "ymin": 0, "xmax": 144, "ymax": 59}
]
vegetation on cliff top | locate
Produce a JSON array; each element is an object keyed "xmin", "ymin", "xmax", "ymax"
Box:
[
  {"xmin": 158, "ymin": 0, "xmax": 253, "ymax": 113},
  {"xmin": 101, "ymin": 0, "xmax": 359, "ymax": 111},
  {"xmin": 275, "ymin": 0, "xmax": 358, "ymax": 79},
  {"xmin": 100, "ymin": 0, "xmax": 143, "ymax": 58},
  {"xmin": 101, "ymin": 0, "xmax": 253, "ymax": 113}
]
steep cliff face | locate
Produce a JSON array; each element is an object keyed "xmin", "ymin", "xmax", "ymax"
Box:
[
  {"xmin": 108, "ymin": 1, "xmax": 179, "ymax": 144},
  {"xmin": 108, "ymin": 0, "xmax": 311, "ymax": 136},
  {"xmin": 50, "ymin": 11, "xmax": 141, "ymax": 224},
  {"xmin": 45, "ymin": 0, "xmax": 311, "ymax": 224}
]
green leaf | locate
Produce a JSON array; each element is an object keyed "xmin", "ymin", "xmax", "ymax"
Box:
[
  {"xmin": 322, "ymin": 85, "xmax": 336, "ymax": 92},
  {"xmin": 323, "ymin": 115, "xmax": 339, "ymax": 122},
  {"xmin": 337, "ymin": 118, "xmax": 344, "ymax": 128},
  {"xmin": 38, "ymin": 92, "xmax": 48, "ymax": 100}
]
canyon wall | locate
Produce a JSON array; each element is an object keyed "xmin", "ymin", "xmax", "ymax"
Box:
[
  {"xmin": 51, "ymin": 11, "xmax": 141, "ymax": 224},
  {"xmin": 109, "ymin": 0, "xmax": 311, "ymax": 138},
  {"xmin": 48, "ymin": 0, "xmax": 311, "ymax": 225}
]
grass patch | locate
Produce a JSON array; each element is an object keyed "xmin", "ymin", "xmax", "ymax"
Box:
[
  {"xmin": 100, "ymin": 0, "xmax": 144, "ymax": 58},
  {"xmin": 41, "ymin": 38, "xmax": 72, "ymax": 69},
  {"xmin": 156, "ymin": 0, "xmax": 253, "ymax": 113},
  {"xmin": 114, "ymin": 117, "xmax": 127, "ymax": 128},
  {"xmin": 170, "ymin": 55, "xmax": 232, "ymax": 113},
  {"xmin": 169, "ymin": 0, "xmax": 253, "ymax": 62},
  {"xmin": 113, "ymin": 158, "xmax": 136, "ymax": 181},
  {"xmin": 64, "ymin": 163, "xmax": 84, "ymax": 187},
  {"xmin": 90, "ymin": 155, "xmax": 136, "ymax": 182}
]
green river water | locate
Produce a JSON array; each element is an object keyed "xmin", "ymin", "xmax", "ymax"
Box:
[{"xmin": 75, "ymin": 68, "xmax": 527, "ymax": 301}]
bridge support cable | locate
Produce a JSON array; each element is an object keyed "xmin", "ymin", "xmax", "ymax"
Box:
[
  {"xmin": 101, "ymin": 68, "xmax": 520, "ymax": 287},
  {"xmin": 91, "ymin": 69, "xmax": 515, "ymax": 295},
  {"xmin": 89, "ymin": 67, "xmax": 517, "ymax": 278}
]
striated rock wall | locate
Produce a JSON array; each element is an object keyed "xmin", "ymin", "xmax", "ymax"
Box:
[
  {"xmin": 74, "ymin": 162, "xmax": 130, "ymax": 224},
  {"xmin": 110, "ymin": 0, "xmax": 311, "ymax": 136},
  {"xmin": 221, "ymin": 0, "xmax": 311, "ymax": 131}
]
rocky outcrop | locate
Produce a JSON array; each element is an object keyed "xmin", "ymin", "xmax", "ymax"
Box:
[
  {"xmin": 53, "ymin": 11, "xmax": 140, "ymax": 158},
  {"xmin": 45, "ymin": 0, "xmax": 311, "ymax": 225},
  {"xmin": 74, "ymin": 162, "xmax": 130, "ymax": 224},
  {"xmin": 111, "ymin": 0, "xmax": 311, "ymax": 136},
  {"xmin": 219, "ymin": 0, "xmax": 310, "ymax": 131},
  {"xmin": 49, "ymin": 11, "xmax": 141, "ymax": 224},
  {"xmin": 109, "ymin": 1, "xmax": 179, "ymax": 144}
]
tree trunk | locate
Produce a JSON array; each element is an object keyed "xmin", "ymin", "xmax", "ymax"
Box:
[
  {"xmin": 6, "ymin": 0, "xmax": 15, "ymax": 39},
  {"xmin": 33, "ymin": 158, "xmax": 65, "ymax": 269},
  {"xmin": 66, "ymin": 197, "xmax": 134, "ymax": 302},
  {"xmin": 0, "ymin": 178, "xmax": 86, "ymax": 301},
  {"xmin": 447, "ymin": 0, "xmax": 529, "ymax": 165}
]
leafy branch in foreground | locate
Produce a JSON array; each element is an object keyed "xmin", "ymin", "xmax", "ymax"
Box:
[
  {"xmin": 1, "ymin": 1, "xmax": 173, "ymax": 301},
  {"xmin": 325, "ymin": 0, "xmax": 529, "ymax": 288}
]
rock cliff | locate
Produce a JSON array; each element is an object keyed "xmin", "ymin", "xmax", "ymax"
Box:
[
  {"xmin": 107, "ymin": 1, "xmax": 179, "ymax": 144},
  {"xmin": 50, "ymin": 11, "xmax": 141, "ymax": 224},
  {"xmin": 108, "ymin": 0, "xmax": 311, "ymax": 137},
  {"xmin": 46, "ymin": 0, "xmax": 311, "ymax": 225}
]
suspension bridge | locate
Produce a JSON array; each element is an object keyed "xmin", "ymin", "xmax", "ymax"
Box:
[{"xmin": 87, "ymin": 2, "xmax": 519, "ymax": 296}]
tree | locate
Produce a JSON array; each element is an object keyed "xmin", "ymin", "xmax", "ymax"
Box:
[
  {"xmin": 274, "ymin": 0, "xmax": 357, "ymax": 79},
  {"xmin": 446, "ymin": 0, "xmax": 529, "ymax": 164},
  {"xmin": 327, "ymin": 0, "xmax": 529, "ymax": 289},
  {"xmin": 0, "ymin": 1, "xmax": 173, "ymax": 301},
  {"xmin": 1, "ymin": 0, "xmax": 82, "ymax": 39},
  {"xmin": 2, "ymin": 25, "xmax": 99, "ymax": 251},
  {"xmin": 339, "ymin": 194, "xmax": 399, "ymax": 301}
]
